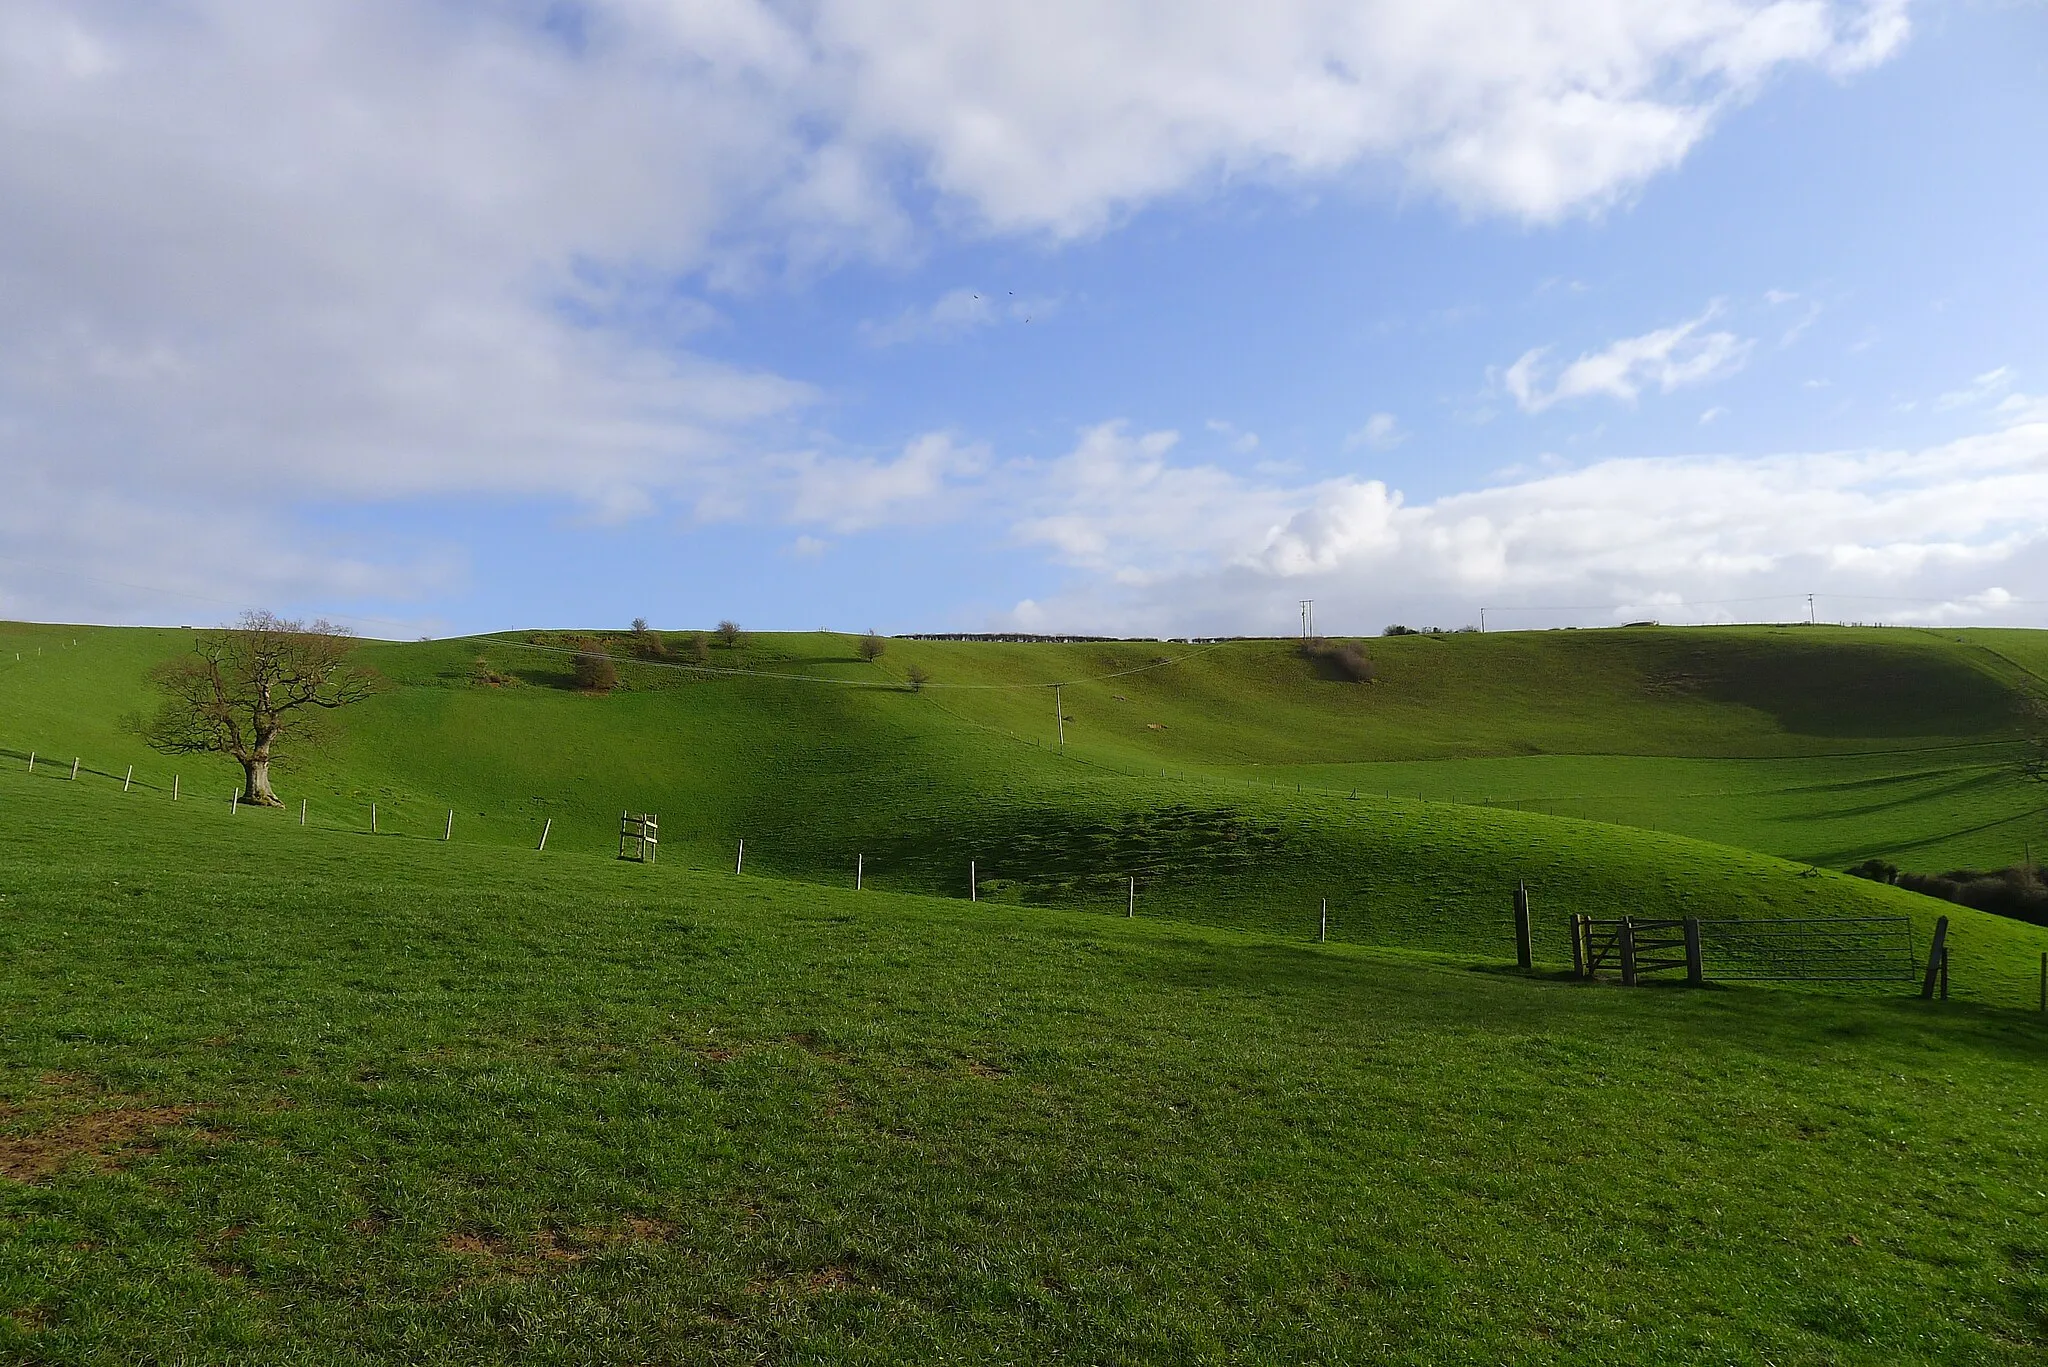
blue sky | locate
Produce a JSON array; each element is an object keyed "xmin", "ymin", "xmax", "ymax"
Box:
[{"xmin": 3, "ymin": 0, "xmax": 2045, "ymax": 637}]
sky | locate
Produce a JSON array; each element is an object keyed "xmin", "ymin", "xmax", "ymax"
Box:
[{"xmin": 2, "ymin": 0, "xmax": 2046, "ymax": 639}]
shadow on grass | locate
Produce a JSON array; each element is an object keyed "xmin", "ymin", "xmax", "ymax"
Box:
[{"xmin": 1109, "ymin": 935, "xmax": 2048, "ymax": 1063}]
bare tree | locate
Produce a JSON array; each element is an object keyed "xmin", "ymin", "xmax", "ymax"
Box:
[
  {"xmin": 904, "ymin": 664, "xmax": 930, "ymax": 693},
  {"xmin": 856, "ymin": 632, "xmax": 887, "ymax": 663},
  {"xmin": 139, "ymin": 612, "xmax": 381, "ymax": 807},
  {"xmin": 715, "ymin": 620, "xmax": 743, "ymax": 648}
]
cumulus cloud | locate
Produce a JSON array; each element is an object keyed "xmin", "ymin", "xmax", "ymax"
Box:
[
  {"xmin": 1344, "ymin": 413, "xmax": 1405, "ymax": 450},
  {"xmin": 1005, "ymin": 417, "xmax": 2048, "ymax": 635},
  {"xmin": 0, "ymin": 0, "xmax": 1912, "ymax": 620},
  {"xmin": 1503, "ymin": 304, "xmax": 1753, "ymax": 413},
  {"xmin": 781, "ymin": 432, "xmax": 991, "ymax": 533}
]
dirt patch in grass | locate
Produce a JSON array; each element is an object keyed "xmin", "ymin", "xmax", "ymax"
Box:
[
  {"xmin": 440, "ymin": 1217, "xmax": 678, "ymax": 1280},
  {"xmin": 0, "ymin": 1100, "xmax": 196, "ymax": 1184},
  {"xmin": 745, "ymin": 1263, "xmax": 865, "ymax": 1298}
]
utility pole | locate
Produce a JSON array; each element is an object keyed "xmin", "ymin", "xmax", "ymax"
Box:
[
  {"xmin": 1299, "ymin": 599, "xmax": 1315, "ymax": 639},
  {"xmin": 1807, "ymin": 593, "xmax": 1816, "ymax": 626},
  {"xmin": 1479, "ymin": 607, "xmax": 1486, "ymax": 633}
]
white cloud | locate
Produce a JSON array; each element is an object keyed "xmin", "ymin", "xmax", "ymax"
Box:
[
  {"xmin": 1699, "ymin": 406, "xmax": 1729, "ymax": 425},
  {"xmin": 1936, "ymin": 366, "xmax": 2015, "ymax": 410},
  {"xmin": 1005, "ymin": 416, "xmax": 2048, "ymax": 635},
  {"xmin": 1344, "ymin": 413, "xmax": 1406, "ymax": 451},
  {"xmin": 782, "ymin": 432, "xmax": 991, "ymax": 533},
  {"xmin": 860, "ymin": 287, "xmax": 1055, "ymax": 346},
  {"xmin": 1206, "ymin": 420, "xmax": 1261, "ymax": 454},
  {"xmin": 0, "ymin": 0, "xmax": 1912, "ymax": 619},
  {"xmin": 1503, "ymin": 303, "xmax": 1753, "ymax": 413}
]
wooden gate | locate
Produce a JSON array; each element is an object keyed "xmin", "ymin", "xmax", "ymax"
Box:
[{"xmin": 618, "ymin": 811, "xmax": 659, "ymax": 863}]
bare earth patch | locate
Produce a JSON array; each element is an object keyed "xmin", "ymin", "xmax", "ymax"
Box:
[
  {"xmin": 0, "ymin": 1101, "xmax": 196, "ymax": 1184},
  {"xmin": 440, "ymin": 1217, "xmax": 677, "ymax": 1281}
]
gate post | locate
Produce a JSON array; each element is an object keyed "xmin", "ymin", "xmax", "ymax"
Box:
[
  {"xmin": 1684, "ymin": 917, "xmax": 1703, "ymax": 986},
  {"xmin": 1619, "ymin": 917, "xmax": 1638, "ymax": 987},
  {"xmin": 1570, "ymin": 913, "xmax": 1586, "ymax": 979},
  {"xmin": 1920, "ymin": 915, "xmax": 1949, "ymax": 1000},
  {"xmin": 1514, "ymin": 883, "xmax": 1532, "ymax": 971}
]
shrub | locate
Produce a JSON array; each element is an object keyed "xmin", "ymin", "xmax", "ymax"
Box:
[
  {"xmin": 631, "ymin": 617, "xmax": 649, "ymax": 634},
  {"xmin": 570, "ymin": 638, "xmax": 618, "ymax": 693},
  {"xmin": 715, "ymin": 620, "xmax": 743, "ymax": 648},
  {"xmin": 469, "ymin": 656, "xmax": 515, "ymax": 688},
  {"xmin": 1845, "ymin": 858, "xmax": 1899, "ymax": 885},
  {"xmin": 1893, "ymin": 864, "xmax": 2048, "ymax": 927},
  {"xmin": 856, "ymin": 633, "xmax": 887, "ymax": 663},
  {"xmin": 1299, "ymin": 638, "xmax": 1375, "ymax": 683},
  {"xmin": 1382, "ymin": 624, "xmax": 1418, "ymax": 636},
  {"xmin": 687, "ymin": 633, "xmax": 711, "ymax": 664}
]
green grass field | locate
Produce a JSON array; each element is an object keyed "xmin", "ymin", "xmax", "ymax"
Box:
[{"xmin": 3, "ymin": 620, "xmax": 2047, "ymax": 1361}]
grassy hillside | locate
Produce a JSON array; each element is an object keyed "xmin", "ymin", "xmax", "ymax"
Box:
[
  {"xmin": 3, "ymin": 620, "xmax": 2046, "ymax": 1004},
  {"xmin": 2, "ymin": 768, "xmax": 2045, "ymax": 1363}
]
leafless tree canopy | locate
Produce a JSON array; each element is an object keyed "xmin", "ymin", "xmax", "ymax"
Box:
[
  {"xmin": 715, "ymin": 620, "xmax": 743, "ymax": 648},
  {"xmin": 140, "ymin": 612, "xmax": 381, "ymax": 806}
]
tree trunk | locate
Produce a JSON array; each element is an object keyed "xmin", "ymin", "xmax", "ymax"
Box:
[{"xmin": 242, "ymin": 754, "xmax": 282, "ymax": 807}]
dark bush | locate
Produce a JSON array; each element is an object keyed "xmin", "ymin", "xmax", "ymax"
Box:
[
  {"xmin": 1845, "ymin": 858, "xmax": 1899, "ymax": 884},
  {"xmin": 1893, "ymin": 864, "xmax": 2048, "ymax": 927},
  {"xmin": 1382, "ymin": 624, "xmax": 1418, "ymax": 636},
  {"xmin": 570, "ymin": 638, "xmax": 619, "ymax": 693},
  {"xmin": 1299, "ymin": 638, "xmax": 1375, "ymax": 683}
]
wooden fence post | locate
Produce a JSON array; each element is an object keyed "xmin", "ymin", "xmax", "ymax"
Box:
[
  {"xmin": 371, "ymin": 802, "xmax": 378, "ymax": 835},
  {"xmin": 1684, "ymin": 917, "xmax": 1703, "ymax": 986},
  {"xmin": 1513, "ymin": 883, "xmax": 1532, "ymax": 970},
  {"xmin": 970, "ymin": 860, "xmax": 977, "ymax": 902},
  {"xmin": 538, "ymin": 818, "xmax": 552, "ymax": 852},
  {"xmin": 1920, "ymin": 915, "xmax": 1949, "ymax": 1000},
  {"xmin": 1570, "ymin": 913, "xmax": 1586, "ymax": 979},
  {"xmin": 856, "ymin": 853, "xmax": 863, "ymax": 890},
  {"xmin": 70, "ymin": 758, "xmax": 78, "ymax": 780},
  {"xmin": 300, "ymin": 798, "xmax": 307, "ymax": 825},
  {"xmin": 735, "ymin": 839, "xmax": 743, "ymax": 875},
  {"xmin": 444, "ymin": 809, "xmax": 454, "ymax": 841},
  {"xmin": 1320, "ymin": 897, "xmax": 1328, "ymax": 944},
  {"xmin": 123, "ymin": 765, "xmax": 132, "ymax": 792},
  {"xmin": 1128, "ymin": 876, "xmax": 1135, "ymax": 918},
  {"xmin": 172, "ymin": 774, "xmax": 179, "ymax": 801},
  {"xmin": 1619, "ymin": 917, "xmax": 1638, "ymax": 987}
]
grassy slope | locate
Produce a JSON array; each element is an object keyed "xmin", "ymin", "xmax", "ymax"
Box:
[
  {"xmin": 2, "ymin": 771, "xmax": 2045, "ymax": 1364},
  {"xmin": 3, "ymin": 622, "xmax": 2046, "ymax": 1004}
]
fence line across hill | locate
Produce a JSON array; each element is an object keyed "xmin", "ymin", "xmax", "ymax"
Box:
[{"xmin": 5, "ymin": 736, "xmax": 2042, "ymax": 1011}]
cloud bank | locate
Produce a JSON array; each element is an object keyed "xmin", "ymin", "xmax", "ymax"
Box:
[
  {"xmin": 0, "ymin": 0, "xmax": 1916, "ymax": 623},
  {"xmin": 1005, "ymin": 418, "xmax": 2048, "ymax": 635}
]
